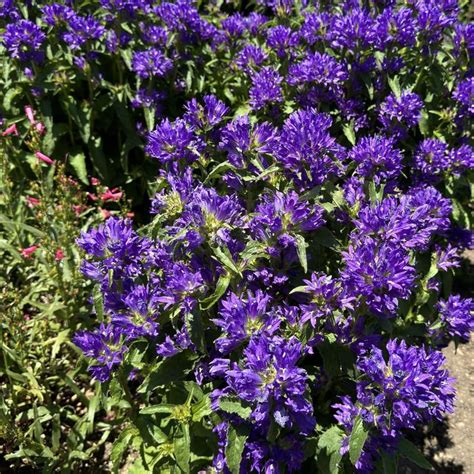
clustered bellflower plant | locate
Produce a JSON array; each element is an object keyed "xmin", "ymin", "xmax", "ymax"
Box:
[{"xmin": 1, "ymin": 0, "xmax": 473, "ymax": 472}]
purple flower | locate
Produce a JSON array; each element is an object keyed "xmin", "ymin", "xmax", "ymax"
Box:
[
  {"xmin": 131, "ymin": 48, "xmax": 173, "ymax": 79},
  {"xmin": 112, "ymin": 285, "xmax": 159, "ymax": 338},
  {"xmin": 327, "ymin": 9, "xmax": 376, "ymax": 52},
  {"xmin": 392, "ymin": 7, "xmax": 418, "ymax": 46},
  {"xmin": 437, "ymin": 295, "xmax": 474, "ymax": 341},
  {"xmin": 141, "ymin": 24, "xmax": 168, "ymax": 46},
  {"xmin": 343, "ymin": 177, "xmax": 366, "ymax": 208},
  {"xmin": 151, "ymin": 168, "xmax": 194, "ymax": 216},
  {"xmin": 174, "ymin": 186, "xmax": 244, "ymax": 249},
  {"xmin": 213, "ymin": 291, "xmax": 280, "ymax": 354},
  {"xmin": 221, "ymin": 13, "xmax": 246, "ymax": 39},
  {"xmin": 245, "ymin": 12, "xmax": 268, "ymax": 35},
  {"xmin": 349, "ymin": 135, "xmax": 403, "ymax": 183},
  {"xmin": 41, "ymin": 3, "xmax": 75, "ymax": 26},
  {"xmin": 213, "ymin": 335, "xmax": 316, "ymax": 435},
  {"xmin": 275, "ymin": 109, "xmax": 345, "ymax": 189},
  {"xmin": 234, "ymin": 44, "xmax": 268, "ymax": 73},
  {"xmin": 73, "ymin": 324, "xmax": 128, "ymax": 382},
  {"xmin": 131, "ymin": 88, "xmax": 164, "ymax": 110},
  {"xmin": 299, "ymin": 11, "xmax": 330, "ymax": 45},
  {"xmin": 219, "ymin": 116, "xmax": 279, "ymax": 169},
  {"xmin": 0, "ymin": 0, "xmax": 20, "ymax": 21},
  {"xmin": 414, "ymin": 138, "xmax": 449, "ymax": 177},
  {"xmin": 242, "ymin": 435, "xmax": 306, "ymax": 473},
  {"xmin": 352, "ymin": 186, "xmax": 452, "ymax": 251},
  {"xmin": 335, "ymin": 340, "xmax": 455, "ymax": 471},
  {"xmin": 379, "ymin": 91, "xmax": 423, "ymax": 139},
  {"xmin": 288, "ymin": 52, "xmax": 348, "ymax": 90},
  {"xmin": 146, "ymin": 118, "xmax": 204, "ymax": 165},
  {"xmin": 3, "ymin": 20, "xmax": 45, "ymax": 62},
  {"xmin": 447, "ymin": 144, "xmax": 474, "ymax": 173},
  {"xmin": 300, "ymin": 272, "xmax": 354, "ymax": 327},
  {"xmin": 416, "ymin": 1, "xmax": 455, "ymax": 43},
  {"xmin": 436, "ymin": 244, "xmax": 460, "ymax": 272},
  {"xmin": 453, "ymin": 77, "xmax": 474, "ymax": 121},
  {"xmin": 266, "ymin": 25, "xmax": 299, "ymax": 58},
  {"xmin": 63, "ymin": 14, "xmax": 106, "ymax": 50},
  {"xmin": 249, "ymin": 67, "xmax": 283, "ymax": 110},
  {"xmin": 453, "ymin": 23, "xmax": 474, "ymax": 57},
  {"xmin": 77, "ymin": 218, "xmax": 152, "ymax": 279},
  {"xmin": 341, "ymin": 238, "xmax": 416, "ymax": 317},
  {"xmin": 250, "ymin": 191, "xmax": 325, "ymax": 246},
  {"xmin": 155, "ymin": 262, "xmax": 205, "ymax": 312},
  {"xmin": 183, "ymin": 95, "xmax": 229, "ymax": 130}
]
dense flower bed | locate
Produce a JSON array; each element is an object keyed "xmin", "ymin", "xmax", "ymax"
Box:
[{"xmin": 1, "ymin": 0, "xmax": 473, "ymax": 472}]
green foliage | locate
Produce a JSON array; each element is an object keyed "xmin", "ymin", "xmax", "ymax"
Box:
[{"xmin": 0, "ymin": 141, "xmax": 129, "ymax": 470}]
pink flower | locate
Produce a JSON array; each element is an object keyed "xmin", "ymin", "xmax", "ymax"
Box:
[
  {"xmin": 2, "ymin": 124, "xmax": 18, "ymax": 136},
  {"xmin": 87, "ymin": 192, "xmax": 98, "ymax": 201},
  {"xmin": 72, "ymin": 204, "xmax": 85, "ymax": 215},
  {"xmin": 25, "ymin": 106, "xmax": 35, "ymax": 124},
  {"xmin": 91, "ymin": 177, "xmax": 100, "ymax": 186},
  {"xmin": 35, "ymin": 151, "xmax": 54, "ymax": 165},
  {"xmin": 21, "ymin": 245, "xmax": 39, "ymax": 258},
  {"xmin": 35, "ymin": 122, "xmax": 46, "ymax": 134},
  {"xmin": 100, "ymin": 208, "xmax": 112, "ymax": 219},
  {"xmin": 126, "ymin": 212, "xmax": 135, "ymax": 219},
  {"xmin": 55, "ymin": 249, "xmax": 65, "ymax": 261},
  {"xmin": 101, "ymin": 187, "xmax": 123, "ymax": 202},
  {"xmin": 26, "ymin": 196, "xmax": 41, "ymax": 208}
]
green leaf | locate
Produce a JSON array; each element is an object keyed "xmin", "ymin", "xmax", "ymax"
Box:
[
  {"xmin": 368, "ymin": 182, "xmax": 385, "ymax": 204},
  {"xmin": 185, "ymin": 309, "xmax": 206, "ymax": 352},
  {"xmin": 388, "ymin": 76, "xmax": 401, "ymax": 98},
  {"xmin": 289, "ymin": 285, "xmax": 309, "ymax": 295},
  {"xmin": 225, "ymin": 425, "xmax": 249, "ymax": 474},
  {"xmin": 419, "ymin": 110, "xmax": 430, "ymax": 136},
  {"xmin": 93, "ymin": 285, "xmax": 104, "ymax": 322},
  {"xmin": 3, "ymin": 87, "xmax": 21, "ymax": 111},
  {"xmin": 312, "ymin": 227, "xmax": 340, "ymax": 250},
  {"xmin": 111, "ymin": 425, "xmax": 139, "ymax": 471},
  {"xmin": 173, "ymin": 425, "xmax": 190, "ymax": 474},
  {"xmin": 138, "ymin": 351, "xmax": 198, "ymax": 393},
  {"xmin": 234, "ymin": 103, "xmax": 251, "ymax": 117},
  {"xmin": 317, "ymin": 341, "xmax": 354, "ymax": 378},
  {"xmin": 192, "ymin": 395, "xmax": 212, "ymax": 422},
  {"xmin": 88, "ymin": 136, "xmax": 108, "ymax": 180},
  {"xmin": 398, "ymin": 438, "xmax": 433, "ymax": 470},
  {"xmin": 144, "ymin": 106, "xmax": 156, "ymax": 131},
  {"xmin": 219, "ymin": 397, "xmax": 252, "ymax": 420},
  {"xmin": 204, "ymin": 161, "xmax": 237, "ymax": 184},
  {"xmin": 381, "ymin": 450, "xmax": 398, "ymax": 474},
  {"xmin": 317, "ymin": 426, "xmax": 344, "ymax": 474},
  {"xmin": 342, "ymin": 122, "xmax": 356, "ymax": 145},
  {"xmin": 51, "ymin": 329, "xmax": 70, "ymax": 359},
  {"xmin": 295, "ymin": 234, "xmax": 308, "ymax": 273},
  {"xmin": 69, "ymin": 152, "xmax": 89, "ymax": 184},
  {"xmin": 212, "ymin": 246, "xmax": 241, "ymax": 276},
  {"xmin": 349, "ymin": 416, "xmax": 369, "ymax": 465},
  {"xmin": 200, "ymin": 273, "xmax": 231, "ymax": 310},
  {"xmin": 140, "ymin": 404, "xmax": 175, "ymax": 415}
]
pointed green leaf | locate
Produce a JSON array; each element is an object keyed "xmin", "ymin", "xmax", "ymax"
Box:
[
  {"xmin": 398, "ymin": 438, "xmax": 433, "ymax": 470},
  {"xmin": 295, "ymin": 234, "xmax": 308, "ymax": 273},
  {"xmin": 219, "ymin": 397, "xmax": 252, "ymax": 420},
  {"xmin": 349, "ymin": 416, "xmax": 369, "ymax": 465},
  {"xmin": 226, "ymin": 425, "xmax": 249, "ymax": 474}
]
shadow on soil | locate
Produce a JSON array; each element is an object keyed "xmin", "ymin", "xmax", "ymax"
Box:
[{"xmin": 403, "ymin": 418, "xmax": 465, "ymax": 473}]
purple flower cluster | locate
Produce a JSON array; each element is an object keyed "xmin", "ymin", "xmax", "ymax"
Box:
[
  {"xmin": 6, "ymin": 0, "xmax": 469, "ymax": 471},
  {"xmin": 334, "ymin": 340, "xmax": 455, "ymax": 472},
  {"xmin": 3, "ymin": 20, "xmax": 45, "ymax": 62}
]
